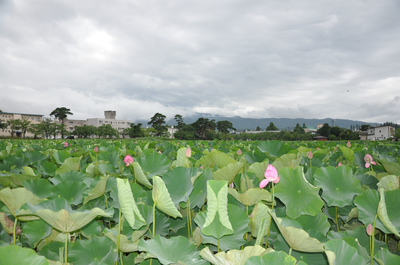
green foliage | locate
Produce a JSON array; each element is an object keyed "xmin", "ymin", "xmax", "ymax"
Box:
[{"xmin": 0, "ymin": 138, "xmax": 399, "ymax": 265}]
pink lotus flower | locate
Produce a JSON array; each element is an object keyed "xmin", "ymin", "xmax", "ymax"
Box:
[
  {"xmin": 308, "ymin": 151, "xmax": 313, "ymax": 159},
  {"xmin": 259, "ymin": 164, "xmax": 280, "ymax": 189},
  {"xmin": 158, "ymin": 151, "xmax": 162, "ymax": 154},
  {"xmin": 334, "ymin": 147, "xmax": 337, "ymax": 151},
  {"xmin": 338, "ymin": 162, "xmax": 343, "ymax": 167},
  {"xmin": 364, "ymin": 154, "xmax": 376, "ymax": 168},
  {"xmin": 185, "ymin": 147, "xmax": 191, "ymax": 158},
  {"xmin": 64, "ymin": 142, "xmax": 69, "ymax": 148},
  {"xmin": 237, "ymin": 149, "xmax": 242, "ymax": 155},
  {"xmin": 124, "ymin": 155, "xmax": 133, "ymax": 166},
  {"xmin": 347, "ymin": 141, "xmax": 351, "ymax": 147},
  {"xmin": 94, "ymin": 146, "xmax": 99, "ymax": 153},
  {"xmin": 366, "ymin": 223, "xmax": 373, "ymax": 236}
]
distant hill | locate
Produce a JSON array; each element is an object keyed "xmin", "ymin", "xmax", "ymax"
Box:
[{"xmin": 163, "ymin": 113, "xmax": 380, "ymax": 131}]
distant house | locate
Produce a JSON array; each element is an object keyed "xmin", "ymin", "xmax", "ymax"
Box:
[
  {"xmin": 0, "ymin": 112, "xmax": 44, "ymax": 138},
  {"xmin": 366, "ymin": 125, "xmax": 394, "ymax": 140},
  {"xmin": 313, "ymin": 136, "xmax": 328, "ymax": 141},
  {"xmin": 167, "ymin": 126, "xmax": 178, "ymax": 138}
]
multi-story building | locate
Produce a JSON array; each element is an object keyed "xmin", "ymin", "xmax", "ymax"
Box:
[
  {"xmin": 0, "ymin": 112, "xmax": 44, "ymax": 137},
  {"xmin": 366, "ymin": 125, "xmax": 394, "ymax": 140},
  {"xmin": 85, "ymin": 111, "xmax": 131, "ymax": 135}
]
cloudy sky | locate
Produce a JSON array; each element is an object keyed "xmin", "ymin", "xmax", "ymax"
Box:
[{"xmin": 1, "ymin": 0, "xmax": 399, "ymax": 124}]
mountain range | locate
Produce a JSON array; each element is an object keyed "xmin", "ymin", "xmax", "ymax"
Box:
[{"xmin": 159, "ymin": 113, "xmax": 381, "ymax": 131}]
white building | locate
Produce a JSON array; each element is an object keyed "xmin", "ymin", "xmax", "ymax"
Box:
[
  {"xmin": 86, "ymin": 111, "xmax": 131, "ymax": 134},
  {"xmin": 366, "ymin": 125, "xmax": 394, "ymax": 140}
]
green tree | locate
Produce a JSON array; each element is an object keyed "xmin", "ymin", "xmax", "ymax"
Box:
[
  {"xmin": 360, "ymin": 124, "xmax": 371, "ymax": 131},
  {"xmin": 148, "ymin": 113, "xmax": 167, "ymax": 137},
  {"xmin": 6, "ymin": 120, "xmax": 21, "ymax": 137},
  {"xmin": 174, "ymin": 114, "xmax": 185, "ymax": 130},
  {"xmin": 217, "ymin": 120, "xmax": 236, "ymax": 139},
  {"xmin": 18, "ymin": 119, "xmax": 31, "ymax": 138},
  {"xmin": 255, "ymin": 126, "xmax": 261, "ymax": 131},
  {"xmin": 97, "ymin": 124, "xmax": 118, "ymax": 138},
  {"xmin": 28, "ymin": 123, "xmax": 42, "ymax": 139},
  {"xmin": 192, "ymin": 118, "xmax": 216, "ymax": 140},
  {"xmin": 317, "ymin": 123, "xmax": 330, "ymax": 137},
  {"xmin": 73, "ymin": 125, "xmax": 97, "ymax": 138},
  {"xmin": 293, "ymin": 123, "xmax": 305, "ymax": 134},
  {"xmin": 50, "ymin": 107, "xmax": 73, "ymax": 138},
  {"xmin": 394, "ymin": 128, "xmax": 400, "ymax": 141},
  {"xmin": 126, "ymin": 123, "xmax": 144, "ymax": 138},
  {"xmin": 38, "ymin": 118, "xmax": 58, "ymax": 139},
  {"xmin": 266, "ymin": 122, "xmax": 278, "ymax": 131}
]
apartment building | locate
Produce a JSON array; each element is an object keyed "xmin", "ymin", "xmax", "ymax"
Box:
[
  {"xmin": 0, "ymin": 112, "xmax": 43, "ymax": 137},
  {"xmin": 366, "ymin": 125, "xmax": 394, "ymax": 140},
  {"xmin": 85, "ymin": 111, "xmax": 131, "ymax": 134}
]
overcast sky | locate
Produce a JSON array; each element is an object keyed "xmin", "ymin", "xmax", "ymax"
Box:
[{"xmin": 1, "ymin": 0, "xmax": 399, "ymax": 124}]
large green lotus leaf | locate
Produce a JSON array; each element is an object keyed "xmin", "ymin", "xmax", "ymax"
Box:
[
  {"xmin": 377, "ymin": 175, "xmax": 399, "ymax": 191},
  {"xmin": 249, "ymin": 202, "xmax": 271, "ymax": 238},
  {"xmin": 244, "ymin": 251, "xmax": 298, "ymax": 265},
  {"xmin": 152, "ymin": 176, "xmax": 182, "ymax": 218},
  {"xmin": 53, "ymin": 150, "xmax": 71, "ymax": 165},
  {"xmin": 270, "ymin": 210, "xmax": 325, "ymax": 253},
  {"xmin": 22, "ymin": 219, "xmax": 52, "ymax": 248},
  {"xmin": 274, "ymin": 167, "xmax": 324, "ymax": 219},
  {"xmin": 213, "ymin": 162, "xmax": 243, "ymax": 184},
  {"xmin": 294, "ymin": 212, "xmax": 331, "ymax": 236},
  {"xmin": 339, "ymin": 146, "xmax": 355, "ymax": 165},
  {"xmin": 38, "ymin": 241, "xmax": 65, "ymax": 261},
  {"xmin": 257, "ymin": 141, "xmax": 292, "ymax": 160},
  {"xmin": 116, "ymin": 178, "xmax": 146, "ymax": 230},
  {"xmin": 18, "ymin": 205, "xmax": 112, "ymax": 233},
  {"xmin": 0, "ymin": 187, "xmax": 44, "ymax": 217},
  {"xmin": 200, "ymin": 245, "xmax": 268, "ymax": 265},
  {"xmin": 354, "ymin": 172, "xmax": 379, "ymax": 190},
  {"xmin": 83, "ymin": 175, "xmax": 110, "ymax": 204},
  {"xmin": 272, "ymin": 153, "xmax": 302, "ymax": 171},
  {"xmin": 68, "ymin": 236, "xmax": 118, "ymax": 265},
  {"xmin": 0, "ymin": 245, "xmax": 49, "ymax": 265},
  {"xmin": 163, "ymin": 167, "xmax": 200, "ymax": 207},
  {"xmin": 52, "ymin": 181, "xmax": 88, "ymax": 205},
  {"xmin": 189, "ymin": 168, "xmax": 213, "ymax": 209},
  {"xmin": 228, "ymin": 188, "xmax": 272, "ymax": 206},
  {"xmin": 50, "ymin": 171, "xmax": 87, "ymax": 186},
  {"xmin": 247, "ymin": 161, "xmax": 269, "ymax": 181},
  {"xmin": 7, "ymin": 172, "xmax": 42, "ymax": 187},
  {"xmin": 39, "ymin": 161, "xmax": 57, "ymax": 177},
  {"xmin": 201, "ymin": 180, "xmax": 233, "ymax": 239},
  {"xmin": 209, "ymin": 149, "xmax": 237, "ymax": 168},
  {"xmin": 377, "ymin": 188, "xmax": 400, "ymax": 237},
  {"xmin": 25, "ymin": 150, "xmax": 47, "ymax": 163},
  {"xmin": 172, "ymin": 147, "xmax": 191, "ymax": 168},
  {"xmin": 98, "ymin": 150, "xmax": 119, "ymax": 168},
  {"xmin": 314, "ymin": 166, "xmax": 362, "ymax": 207},
  {"xmin": 327, "ymin": 226, "xmax": 387, "ymax": 256},
  {"xmin": 138, "ymin": 235, "xmax": 208, "ymax": 265},
  {"xmin": 55, "ymin": 156, "xmax": 81, "ymax": 175},
  {"xmin": 324, "ymin": 239, "xmax": 368, "ymax": 265},
  {"xmin": 23, "ymin": 178, "xmax": 54, "ymax": 199},
  {"xmin": 379, "ymin": 159, "xmax": 400, "ymax": 175},
  {"xmin": 354, "ymin": 189, "xmax": 390, "ymax": 234},
  {"xmin": 244, "ymin": 150, "xmax": 269, "ymax": 164},
  {"xmin": 375, "ymin": 248, "xmax": 400, "ymax": 265},
  {"xmin": 195, "ymin": 204, "xmax": 249, "ymax": 251},
  {"xmin": 137, "ymin": 150, "xmax": 171, "ymax": 178},
  {"xmin": 97, "ymin": 162, "xmax": 116, "ymax": 175},
  {"xmin": 20, "ymin": 197, "xmax": 72, "ymax": 213},
  {"xmin": 133, "ymin": 162, "xmax": 153, "ymax": 189},
  {"xmin": 80, "ymin": 219, "xmax": 103, "ymax": 239},
  {"xmin": 274, "ymin": 234, "xmax": 328, "ymax": 265},
  {"xmin": 105, "ymin": 229, "xmax": 139, "ymax": 253},
  {"xmin": 195, "ymin": 149, "xmax": 236, "ymax": 169}
]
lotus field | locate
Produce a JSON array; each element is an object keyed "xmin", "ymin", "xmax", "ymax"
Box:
[{"xmin": 1, "ymin": 139, "xmax": 400, "ymax": 265}]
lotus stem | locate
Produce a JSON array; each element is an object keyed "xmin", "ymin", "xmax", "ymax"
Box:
[
  {"xmin": 13, "ymin": 218, "xmax": 17, "ymax": 245},
  {"xmin": 116, "ymin": 210, "xmax": 122, "ymax": 265},
  {"xmin": 65, "ymin": 233, "xmax": 68, "ymax": 265},
  {"xmin": 271, "ymin": 183, "xmax": 275, "ymax": 210},
  {"xmin": 152, "ymin": 203, "xmax": 156, "ymax": 238},
  {"xmin": 371, "ymin": 215, "xmax": 378, "ymax": 265},
  {"xmin": 288, "ymin": 247, "xmax": 292, "ymax": 257},
  {"xmin": 218, "ymin": 238, "xmax": 221, "ymax": 252},
  {"xmin": 335, "ymin": 207, "xmax": 340, "ymax": 231}
]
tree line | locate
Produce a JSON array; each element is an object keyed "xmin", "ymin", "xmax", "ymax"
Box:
[{"xmin": 2, "ymin": 108, "xmax": 399, "ymax": 140}]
